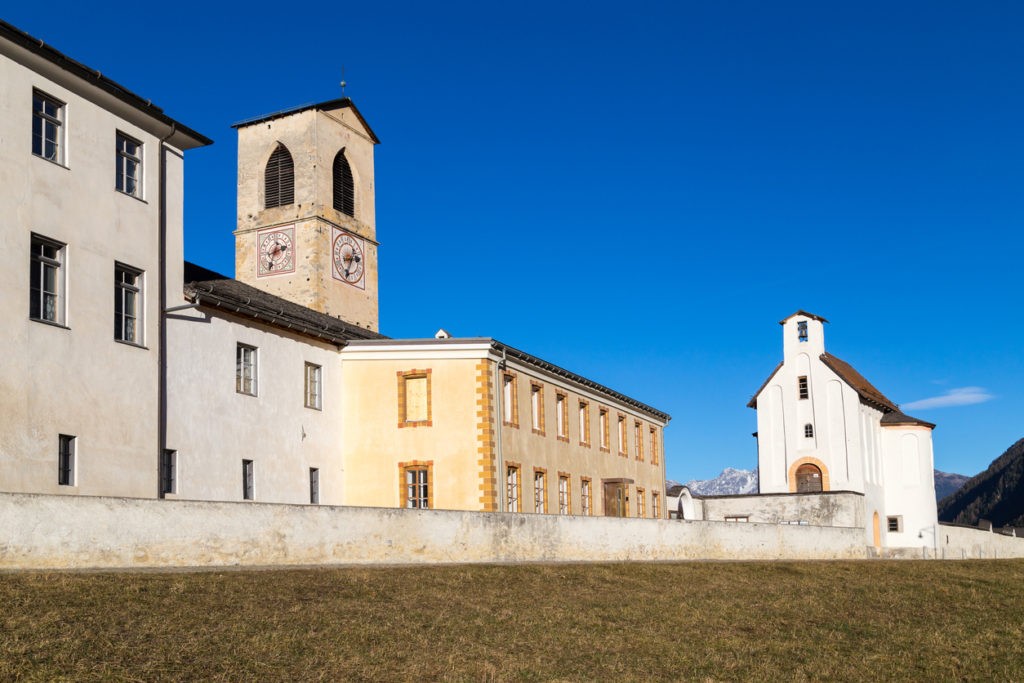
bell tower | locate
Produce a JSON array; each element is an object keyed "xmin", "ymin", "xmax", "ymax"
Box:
[{"xmin": 232, "ymin": 98, "xmax": 380, "ymax": 331}]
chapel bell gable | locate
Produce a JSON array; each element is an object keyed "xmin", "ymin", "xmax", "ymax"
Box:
[{"xmin": 780, "ymin": 310, "xmax": 827, "ymax": 359}]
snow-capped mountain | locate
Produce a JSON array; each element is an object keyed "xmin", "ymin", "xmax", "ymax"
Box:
[{"xmin": 683, "ymin": 467, "xmax": 759, "ymax": 496}]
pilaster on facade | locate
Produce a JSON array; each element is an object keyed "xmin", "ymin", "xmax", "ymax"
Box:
[{"xmin": 476, "ymin": 361, "xmax": 497, "ymax": 511}]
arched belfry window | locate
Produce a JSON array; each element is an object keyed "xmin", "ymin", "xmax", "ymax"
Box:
[
  {"xmin": 795, "ymin": 463, "xmax": 823, "ymax": 493},
  {"xmin": 264, "ymin": 144, "xmax": 294, "ymax": 209},
  {"xmin": 333, "ymin": 149, "xmax": 355, "ymax": 217}
]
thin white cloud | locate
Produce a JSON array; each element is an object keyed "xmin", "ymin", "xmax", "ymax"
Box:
[{"xmin": 902, "ymin": 387, "xmax": 994, "ymax": 411}]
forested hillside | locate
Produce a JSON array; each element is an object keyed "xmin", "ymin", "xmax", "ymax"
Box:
[{"xmin": 938, "ymin": 438, "xmax": 1024, "ymax": 527}]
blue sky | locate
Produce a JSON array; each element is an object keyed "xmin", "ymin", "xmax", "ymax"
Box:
[{"xmin": 9, "ymin": 2, "xmax": 1022, "ymax": 482}]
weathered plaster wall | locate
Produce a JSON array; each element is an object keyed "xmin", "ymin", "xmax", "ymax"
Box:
[
  {"xmin": 935, "ymin": 524, "xmax": 1024, "ymax": 560},
  {"xmin": 0, "ymin": 492, "xmax": 868, "ymax": 570},
  {"xmin": 700, "ymin": 491, "xmax": 865, "ymax": 528}
]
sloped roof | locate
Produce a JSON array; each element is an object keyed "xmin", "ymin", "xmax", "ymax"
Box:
[
  {"xmin": 818, "ymin": 352, "xmax": 898, "ymax": 412},
  {"xmin": 231, "ymin": 97, "xmax": 380, "ymax": 144},
  {"xmin": 778, "ymin": 310, "xmax": 829, "ymax": 325},
  {"xmin": 182, "ymin": 262, "xmax": 385, "ymax": 344},
  {"xmin": 880, "ymin": 411, "xmax": 936, "ymax": 429},
  {"xmin": 0, "ymin": 19, "xmax": 212, "ymax": 149},
  {"xmin": 746, "ymin": 361, "xmax": 783, "ymax": 408}
]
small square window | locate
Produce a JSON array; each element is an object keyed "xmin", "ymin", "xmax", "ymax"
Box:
[
  {"xmin": 116, "ymin": 132, "xmax": 143, "ymax": 197},
  {"xmin": 236, "ymin": 344, "xmax": 258, "ymax": 396},
  {"xmin": 114, "ymin": 264, "xmax": 143, "ymax": 344},
  {"xmin": 798, "ymin": 376, "xmax": 809, "ymax": 400},
  {"xmin": 304, "ymin": 362, "xmax": 322, "ymax": 410},
  {"xmin": 887, "ymin": 516, "xmax": 902, "ymax": 533},
  {"xmin": 58, "ymin": 434, "xmax": 75, "ymax": 486},
  {"xmin": 30, "ymin": 235, "xmax": 66, "ymax": 325},
  {"xmin": 32, "ymin": 91, "xmax": 65, "ymax": 164}
]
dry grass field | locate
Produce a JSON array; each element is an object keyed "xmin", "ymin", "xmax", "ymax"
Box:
[{"xmin": 2, "ymin": 560, "xmax": 1023, "ymax": 681}]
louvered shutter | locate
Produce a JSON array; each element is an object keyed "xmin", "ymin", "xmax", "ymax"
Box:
[
  {"xmin": 264, "ymin": 144, "xmax": 294, "ymax": 208},
  {"xmin": 333, "ymin": 150, "xmax": 355, "ymax": 216}
]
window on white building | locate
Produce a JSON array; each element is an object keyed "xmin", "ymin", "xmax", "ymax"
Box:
[
  {"xmin": 160, "ymin": 449, "xmax": 175, "ymax": 496},
  {"xmin": 309, "ymin": 467, "xmax": 320, "ymax": 504},
  {"xmin": 30, "ymin": 235, "xmax": 66, "ymax": 325},
  {"xmin": 236, "ymin": 344, "xmax": 257, "ymax": 396},
  {"xmin": 32, "ymin": 90, "xmax": 64, "ymax": 164},
  {"xmin": 115, "ymin": 132, "xmax": 143, "ymax": 197},
  {"xmin": 804, "ymin": 423, "xmax": 814, "ymax": 438},
  {"xmin": 304, "ymin": 362, "xmax": 322, "ymax": 410},
  {"xmin": 114, "ymin": 264, "xmax": 143, "ymax": 344},
  {"xmin": 242, "ymin": 459, "xmax": 254, "ymax": 500},
  {"xmin": 887, "ymin": 516, "xmax": 902, "ymax": 533},
  {"xmin": 798, "ymin": 376, "xmax": 809, "ymax": 400},
  {"xmin": 58, "ymin": 434, "xmax": 75, "ymax": 486}
]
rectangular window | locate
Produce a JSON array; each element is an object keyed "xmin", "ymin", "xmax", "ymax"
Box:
[
  {"xmin": 581, "ymin": 478, "xmax": 592, "ymax": 516},
  {"xmin": 531, "ymin": 383, "xmax": 544, "ymax": 435},
  {"xmin": 636, "ymin": 487, "xmax": 646, "ymax": 517},
  {"xmin": 599, "ymin": 408, "xmax": 610, "ymax": 451},
  {"xmin": 578, "ymin": 401, "xmax": 590, "ymax": 446},
  {"xmin": 115, "ymin": 132, "xmax": 142, "ymax": 197},
  {"xmin": 804, "ymin": 423, "xmax": 814, "ymax": 438},
  {"xmin": 242, "ymin": 459, "xmax": 254, "ymax": 500},
  {"xmin": 634, "ymin": 420, "xmax": 644, "ymax": 461},
  {"xmin": 555, "ymin": 393, "xmax": 568, "ymax": 441},
  {"xmin": 30, "ymin": 235, "xmax": 66, "ymax": 325},
  {"xmin": 159, "ymin": 449, "xmax": 175, "ymax": 496},
  {"xmin": 533, "ymin": 468, "xmax": 546, "ymax": 513},
  {"xmin": 32, "ymin": 90, "xmax": 64, "ymax": 164},
  {"xmin": 304, "ymin": 362, "xmax": 322, "ymax": 410},
  {"xmin": 887, "ymin": 516, "xmax": 902, "ymax": 533},
  {"xmin": 309, "ymin": 467, "xmax": 320, "ymax": 504},
  {"xmin": 797, "ymin": 320, "xmax": 808, "ymax": 342},
  {"xmin": 725, "ymin": 515, "xmax": 749, "ymax": 523},
  {"xmin": 617, "ymin": 415, "xmax": 627, "ymax": 456},
  {"xmin": 114, "ymin": 264, "xmax": 143, "ymax": 344},
  {"xmin": 798, "ymin": 376, "xmax": 809, "ymax": 400},
  {"xmin": 58, "ymin": 434, "xmax": 75, "ymax": 486},
  {"xmin": 650, "ymin": 427, "xmax": 659, "ymax": 465},
  {"xmin": 506, "ymin": 464, "xmax": 521, "ymax": 512},
  {"xmin": 402, "ymin": 464, "xmax": 431, "ymax": 509},
  {"xmin": 398, "ymin": 370, "xmax": 431, "ymax": 427},
  {"xmin": 502, "ymin": 372, "xmax": 518, "ymax": 426},
  {"xmin": 652, "ymin": 491, "xmax": 661, "ymax": 519},
  {"xmin": 558, "ymin": 474, "xmax": 570, "ymax": 515},
  {"xmin": 236, "ymin": 344, "xmax": 257, "ymax": 396}
]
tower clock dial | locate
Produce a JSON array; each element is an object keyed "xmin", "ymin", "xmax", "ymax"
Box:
[
  {"xmin": 332, "ymin": 230, "xmax": 365, "ymax": 288},
  {"xmin": 257, "ymin": 226, "xmax": 295, "ymax": 276}
]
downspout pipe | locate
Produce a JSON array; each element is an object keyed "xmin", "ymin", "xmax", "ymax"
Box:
[{"xmin": 157, "ymin": 123, "xmax": 176, "ymax": 498}]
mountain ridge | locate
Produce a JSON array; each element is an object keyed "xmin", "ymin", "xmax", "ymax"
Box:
[{"xmin": 938, "ymin": 438, "xmax": 1024, "ymax": 527}]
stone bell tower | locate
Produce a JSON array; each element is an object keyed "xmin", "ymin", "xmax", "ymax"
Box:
[{"xmin": 232, "ymin": 98, "xmax": 380, "ymax": 331}]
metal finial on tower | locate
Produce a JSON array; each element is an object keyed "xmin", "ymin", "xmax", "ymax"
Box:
[{"xmin": 340, "ymin": 66, "xmax": 347, "ymax": 98}]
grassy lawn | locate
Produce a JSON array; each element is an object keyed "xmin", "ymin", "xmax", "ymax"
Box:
[{"xmin": 2, "ymin": 560, "xmax": 1023, "ymax": 681}]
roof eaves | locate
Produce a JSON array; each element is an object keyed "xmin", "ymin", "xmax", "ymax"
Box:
[
  {"xmin": 231, "ymin": 97, "xmax": 380, "ymax": 144},
  {"xmin": 747, "ymin": 361, "xmax": 784, "ymax": 409}
]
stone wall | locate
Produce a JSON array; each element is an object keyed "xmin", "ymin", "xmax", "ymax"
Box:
[
  {"xmin": 0, "ymin": 492, "xmax": 867, "ymax": 570},
  {"xmin": 696, "ymin": 491, "xmax": 865, "ymax": 528}
]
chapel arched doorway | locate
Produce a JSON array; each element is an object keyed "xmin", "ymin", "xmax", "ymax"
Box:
[{"xmin": 795, "ymin": 463, "xmax": 823, "ymax": 493}]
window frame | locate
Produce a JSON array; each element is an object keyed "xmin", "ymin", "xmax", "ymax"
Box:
[
  {"xmin": 304, "ymin": 362, "xmax": 323, "ymax": 410},
  {"xmin": 887, "ymin": 516, "xmax": 902, "ymax": 533},
  {"xmin": 309, "ymin": 467, "xmax": 320, "ymax": 505},
  {"xmin": 32, "ymin": 90, "xmax": 65, "ymax": 166},
  {"xmin": 598, "ymin": 408, "xmax": 610, "ymax": 452},
  {"xmin": 114, "ymin": 263, "xmax": 144, "ymax": 345},
  {"xmin": 558, "ymin": 473, "xmax": 570, "ymax": 515},
  {"xmin": 159, "ymin": 449, "xmax": 176, "ymax": 497},
  {"xmin": 798, "ymin": 375, "xmax": 809, "ymax": 400},
  {"xmin": 636, "ymin": 487, "xmax": 646, "ymax": 518},
  {"xmin": 533, "ymin": 467, "xmax": 547, "ymax": 514},
  {"xmin": 115, "ymin": 131, "xmax": 143, "ymax": 198},
  {"xmin": 580, "ymin": 477, "xmax": 593, "ymax": 516},
  {"xmin": 264, "ymin": 143, "xmax": 295, "ymax": 208},
  {"xmin": 502, "ymin": 372, "xmax": 519, "ymax": 427},
  {"xmin": 634, "ymin": 420, "xmax": 644, "ymax": 461},
  {"xmin": 650, "ymin": 426, "xmax": 659, "ymax": 465},
  {"xmin": 506, "ymin": 463, "xmax": 521, "ymax": 512},
  {"xmin": 578, "ymin": 400, "xmax": 591, "ymax": 447},
  {"xmin": 397, "ymin": 369, "xmax": 432, "ymax": 428},
  {"xmin": 725, "ymin": 515, "xmax": 750, "ymax": 523},
  {"xmin": 332, "ymin": 148, "xmax": 355, "ymax": 216},
  {"xmin": 58, "ymin": 434, "xmax": 75, "ymax": 486},
  {"xmin": 555, "ymin": 392, "xmax": 568, "ymax": 442},
  {"xmin": 617, "ymin": 414, "xmax": 628, "ymax": 457},
  {"xmin": 652, "ymin": 491, "xmax": 661, "ymax": 519},
  {"xmin": 399, "ymin": 461, "xmax": 433, "ymax": 509},
  {"xmin": 236, "ymin": 343, "xmax": 258, "ymax": 396},
  {"xmin": 804, "ymin": 423, "xmax": 814, "ymax": 438},
  {"xmin": 30, "ymin": 234, "xmax": 67, "ymax": 326},
  {"xmin": 242, "ymin": 459, "xmax": 254, "ymax": 500},
  {"xmin": 530, "ymin": 383, "xmax": 545, "ymax": 435}
]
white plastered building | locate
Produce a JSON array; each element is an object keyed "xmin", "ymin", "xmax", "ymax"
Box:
[{"xmin": 748, "ymin": 311, "xmax": 939, "ymax": 549}]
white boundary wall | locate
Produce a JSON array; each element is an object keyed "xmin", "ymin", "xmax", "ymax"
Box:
[{"xmin": 0, "ymin": 493, "xmax": 868, "ymax": 569}]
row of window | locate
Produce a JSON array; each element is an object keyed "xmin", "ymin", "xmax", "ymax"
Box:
[
  {"xmin": 264, "ymin": 143, "xmax": 355, "ymax": 216},
  {"xmin": 33, "ymin": 90, "xmax": 144, "ymax": 198},
  {"xmin": 235, "ymin": 343, "xmax": 323, "ymax": 409},
  {"xmin": 502, "ymin": 373, "xmax": 660, "ymax": 464},
  {"xmin": 504, "ymin": 464, "xmax": 662, "ymax": 518},
  {"xmin": 30, "ymin": 234, "xmax": 144, "ymax": 344}
]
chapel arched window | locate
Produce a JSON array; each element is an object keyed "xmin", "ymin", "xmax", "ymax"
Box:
[
  {"xmin": 333, "ymin": 149, "xmax": 355, "ymax": 216},
  {"xmin": 264, "ymin": 144, "xmax": 294, "ymax": 209}
]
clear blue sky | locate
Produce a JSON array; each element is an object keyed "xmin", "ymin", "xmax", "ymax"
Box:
[{"xmin": 10, "ymin": 2, "xmax": 1022, "ymax": 482}]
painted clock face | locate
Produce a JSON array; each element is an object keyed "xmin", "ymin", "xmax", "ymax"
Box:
[
  {"xmin": 332, "ymin": 230, "xmax": 365, "ymax": 288},
  {"xmin": 257, "ymin": 228, "xmax": 295, "ymax": 276}
]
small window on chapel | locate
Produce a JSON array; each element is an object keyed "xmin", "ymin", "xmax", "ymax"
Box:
[
  {"xmin": 798, "ymin": 376, "xmax": 809, "ymax": 400},
  {"xmin": 887, "ymin": 516, "xmax": 902, "ymax": 533},
  {"xmin": 804, "ymin": 423, "xmax": 814, "ymax": 438},
  {"xmin": 797, "ymin": 320, "xmax": 808, "ymax": 342}
]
